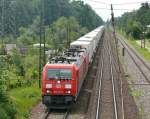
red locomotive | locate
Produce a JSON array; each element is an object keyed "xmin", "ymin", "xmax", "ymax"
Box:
[
  {"xmin": 42, "ymin": 26, "xmax": 104, "ymax": 108},
  {"xmin": 42, "ymin": 48, "xmax": 89, "ymax": 108}
]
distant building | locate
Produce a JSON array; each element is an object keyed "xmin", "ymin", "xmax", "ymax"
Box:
[
  {"xmin": 5, "ymin": 44, "xmax": 17, "ymax": 55},
  {"xmin": 146, "ymin": 25, "xmax": 150, "ymax": 32},
  {"xmin": 33, "ymin": 43, "xmax": 49, "ymax": 48},
  {"xmin": 146, "ymin": 25, "xmax": 150, "ymax": 28}
]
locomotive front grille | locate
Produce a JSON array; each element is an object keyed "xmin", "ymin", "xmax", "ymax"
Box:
[{"xmin": 43, "ymin": 95, "xmax": 73, "ymax": 105}]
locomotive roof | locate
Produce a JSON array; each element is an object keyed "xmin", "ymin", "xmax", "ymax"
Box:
[
  {"xmin": 47, "ymin": 47, "xmax": 86, "ymax": 66},
  {"xmin": 45, "ymin": 63, "xmax": 75, "ymax": 68},
  {"xmin": 47, "ymin": 56, "xmax": 84, "ymax": 67}
]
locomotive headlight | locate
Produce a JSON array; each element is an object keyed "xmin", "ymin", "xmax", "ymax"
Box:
[
  {"xmin": 46, "ymin": 84, "xmax": 52, "ymax": 89},
  {"xmin": 47, "ymin": 90, "xmax": 50, "ymax": 93},
  {"xmin": 65, "ymin": 84, "xmax": 72, "ymax": 89}
]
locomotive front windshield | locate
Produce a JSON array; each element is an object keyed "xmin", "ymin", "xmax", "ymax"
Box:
[{"xmin": 47, "ymin": 69, "xmax": 72, "ymax": 80}]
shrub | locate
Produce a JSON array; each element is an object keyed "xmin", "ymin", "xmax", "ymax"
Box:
[{"xmin": 0, "ymin": 107, "xmax": 8, "ymax": 119}]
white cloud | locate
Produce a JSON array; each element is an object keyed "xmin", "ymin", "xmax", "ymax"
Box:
[{"xmin": 83, "ymin": 0, "xmax": 149, "ymax": 21}]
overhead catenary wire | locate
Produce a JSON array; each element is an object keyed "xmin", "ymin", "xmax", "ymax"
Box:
[
  {"xmin": 86, "ymin": 0, "xmax": 110, "ymax": 5},
  {"xmin": 94, "ymin": 8, "xmax": 135, "ymax": 11},
  {"xmin": 113, "ymin": 1, "xmax": 150, "ymax": 5},
  {"xmin": 87, "ymin": 0, "xmax": 150, "ymax": 6}
]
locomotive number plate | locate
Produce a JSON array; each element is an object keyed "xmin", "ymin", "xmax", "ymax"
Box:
[{"xmin": 56, "ymin": 84, "xmax": 61, "ymax": 88}]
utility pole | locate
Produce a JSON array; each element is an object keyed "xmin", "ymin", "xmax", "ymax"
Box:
[
  {"xmin": 39, "ymin": 0, "xmax": 46, "ymax": 88},
  {"xmin": 67, "ymin": 20, "xmax": 70, "ymax": 49},
  {"xmin": 111, "ymin": 4, "xmax": 117, "ymax": 43},
  {"xmin": 0, "ymin": 0, "xmax": 5, "ymax": 54},
  {"xmin": 110, "ymin": 4, "xmax": 121, "ymax": 73},
  {"xmin": 39, "ymin": 0, "xmax": 43, "ymax": 88},
  {"xmin": 141, "ymin": 33, "xmax": 146, "ymax": 48},
  {"xmin": 43, "ymin": 0, "xmax": 46, "ymax": 65},
  {"xmin": 110, "ymin": 6, "xmax": 124, "ymax": 119}
]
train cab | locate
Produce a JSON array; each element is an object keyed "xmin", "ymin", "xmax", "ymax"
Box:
[
  {"xmin": 42, "ymin": 48, "xmax": 89, "ymax": 108},
  {"xmin": 42, "ymin": 63, "xmax": 77, "ymax": 107}
]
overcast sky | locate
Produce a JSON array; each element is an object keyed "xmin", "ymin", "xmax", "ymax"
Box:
[{"xmin": 82, "ymin": 0, "xmax": 149, "ymax": 21}]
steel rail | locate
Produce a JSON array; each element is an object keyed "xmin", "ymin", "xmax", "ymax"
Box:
[
  {"xmin": 39, "ymin": 110, "xmax": 50, "ymax": 119},
  {"xmin": 119, "ymin": 38, "xmax": 150, "ymax": 71},
  {"xmin": 110, "ymin": 32, "xmax": 125, "ymax": 119},
  {"xmin": 95, "ymin": 34, "xmax": 119, "ymax": 119},
  {"xmin": 119, "ymin": 38, "xmax": 150, "ymax": 84},
  {"xmin": 39, "ymin": 108, "xmax": 70, "ymax": 119},
  {"xmin": 94, "ymin": 29, "xmax": 105, "ymax": 119},
  {"xmin": 120, "ymin": 76, "xmax": 125, "ymax": 119},
  {"xmin": 95, "ymin": 47, "xmax": 104, "ymax": 119},
  {"xmin": 63, "ymin": 110, "xmax": 70, "ymax": 119},
  {"xmin": 108, "ymin": 40, "xmax": 118, "ymax": 119}
]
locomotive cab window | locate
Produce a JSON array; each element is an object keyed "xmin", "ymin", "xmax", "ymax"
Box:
[{"xmin": 47, "ymin": 69, "xmax": 72, "ymax": 80}]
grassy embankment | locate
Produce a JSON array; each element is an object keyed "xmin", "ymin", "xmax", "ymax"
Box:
[
  {"xmin": 117, "ymin": 30, "xmax": 147, "ymax": 117},
  {"xmin": 117, "ymin": 30, "xmax": 150, "ymax": 63},
  {"xmin": 8, "ymin": 81, "xmax": 41, "ymax": 119}
]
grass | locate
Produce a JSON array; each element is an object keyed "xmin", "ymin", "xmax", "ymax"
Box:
[
  {"xmin": 144, "ymin": 40, "xmax": 150, "ymax": 47},
  {"xmin": 139, "ymin": 103, "xmax": 146, "ymax": 117},
  {"xmin": 8, "ymin": 81, "xmax": 41, "ymax": 119},
  {"xmin": 131, "ymin": 90, "xmax": 142, "ymax": 97},
  {"xmin": 117, "ymin": 30, "xmax": 150, "ymax": 63}
]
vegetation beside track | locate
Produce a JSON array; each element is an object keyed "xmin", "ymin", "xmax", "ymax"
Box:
[
  {"xmin": 117, "ymin": 30, "xmax": 150, "ymax": 63},
  {"xmin": 116, "ymin": 2, "xmax": 150, "ymax": 63},
  {"xmin": 8, "ymin": 81, "xmax": 40, "ymax": 119},
  {"xmin": 0, "ymin": 49, "xmax": 40, "ymax": 119}
]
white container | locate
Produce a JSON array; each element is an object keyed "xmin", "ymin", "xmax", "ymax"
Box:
[{"xmin": 70, "ymin": 41, "xmax": 93, "ymax": 62}]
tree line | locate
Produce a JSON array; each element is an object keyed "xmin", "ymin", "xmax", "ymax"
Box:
[
  {"xmin": 0, "ymin": 0, "xmax": 103, "ymax": 118},
  {"xmin": 116, "ymin": 2, "xmax": 150, "ymax": 39},
  {"xmin": 0, "ymin": 0, "xmax": 103, "ymax": 40}
]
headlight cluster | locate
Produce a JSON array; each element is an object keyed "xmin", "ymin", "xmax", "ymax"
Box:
[
  {"xmin": 65, "ymin": 84, "xmax": 72, "ymax": 89},
  {"xmin": 46, "ymin": 84, "xmax": 52, "ymax": 89},
  {"xmin": 46, "ymin": 83, "xmax": 72, "ymax": 89},
  {"xmin": 46, "ymin": 90, "xmax": 51, "ymax": 93}
]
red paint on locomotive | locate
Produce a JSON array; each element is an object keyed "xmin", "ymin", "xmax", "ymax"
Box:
[{"xmin": 42, "ymin": 52, "xmax": 89, "ymax": 107}]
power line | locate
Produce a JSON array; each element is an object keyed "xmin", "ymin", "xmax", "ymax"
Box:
[
  {"xmin": 86, "ymin": 0, "xmax": 150, "ymax": 6},
  {"xmin": 113, "ymin": 1, "xmax": 150, "ymax": 5},
  {"xmin": 94, "ymin": 8, "xmax": 135, "ymax": 11},
  {"xmin": 86, "ymin": 0, "xmax": 110, "ymax": 5}
]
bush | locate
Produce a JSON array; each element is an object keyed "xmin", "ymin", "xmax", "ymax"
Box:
[
  {"xmin": 0, "ymin": 103, "xmax": 17, "ymax": 119},
  {"xmin": 4, "ymin": 103, "xmax": 17, "ymax": 119},
  {"xmin": 0, "ymin": 108, "xmax": 8, "ymax": 119},
  {"xmin": 0, "ymin": 74, "xmax": 17, "ymax": 119},
  {"xmin": 0, "ymin": 92, "xmax": 17, "ymax": 118}
]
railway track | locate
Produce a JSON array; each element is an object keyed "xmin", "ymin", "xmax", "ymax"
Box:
[
  {"xmin": 95, "ymin": 30, "xmax": 124, "ymax": 119},
  {"xmin": 40, "ymin": 109, "xmax": 70, "ymax": 119},
  {"xmin": 118, "ymin": 37, "xmax": 150, "ymax": 84},
  {"xmin": 95, "ymin": 44, "xmax": 103, "ymax": 119},
  {"xmin": 108, "ymin": 37, "xmax": 118, "ymax": 119},
  {"xmin": 38, "ymin": 30, "xmax": 105, "ymax": 119}
]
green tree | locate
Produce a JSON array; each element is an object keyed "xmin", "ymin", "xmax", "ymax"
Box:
[
  {"xmin": 46, "ymin": 16, "xmax": 89, "ymax": 51},
  {"xmin": 0, "ymin": 57, "xmax": 17, "ymax": 119},
  {"xmin": 116, "ymin": 2, "xmax": 150, "ymax": 38}
]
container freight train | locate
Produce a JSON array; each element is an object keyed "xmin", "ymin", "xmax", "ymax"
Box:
[{"xmin": 42, "ymin": 26, "xmax": 104, "ymax": 109}]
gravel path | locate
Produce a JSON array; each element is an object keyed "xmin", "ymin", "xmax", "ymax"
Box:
[
  {"xmin": 118, "ymin": 36, "xmax": 150, "ymax": 119},
  {"xmin": 28, "ymin": 102, "xmax": 46, "ymax": 119}
]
